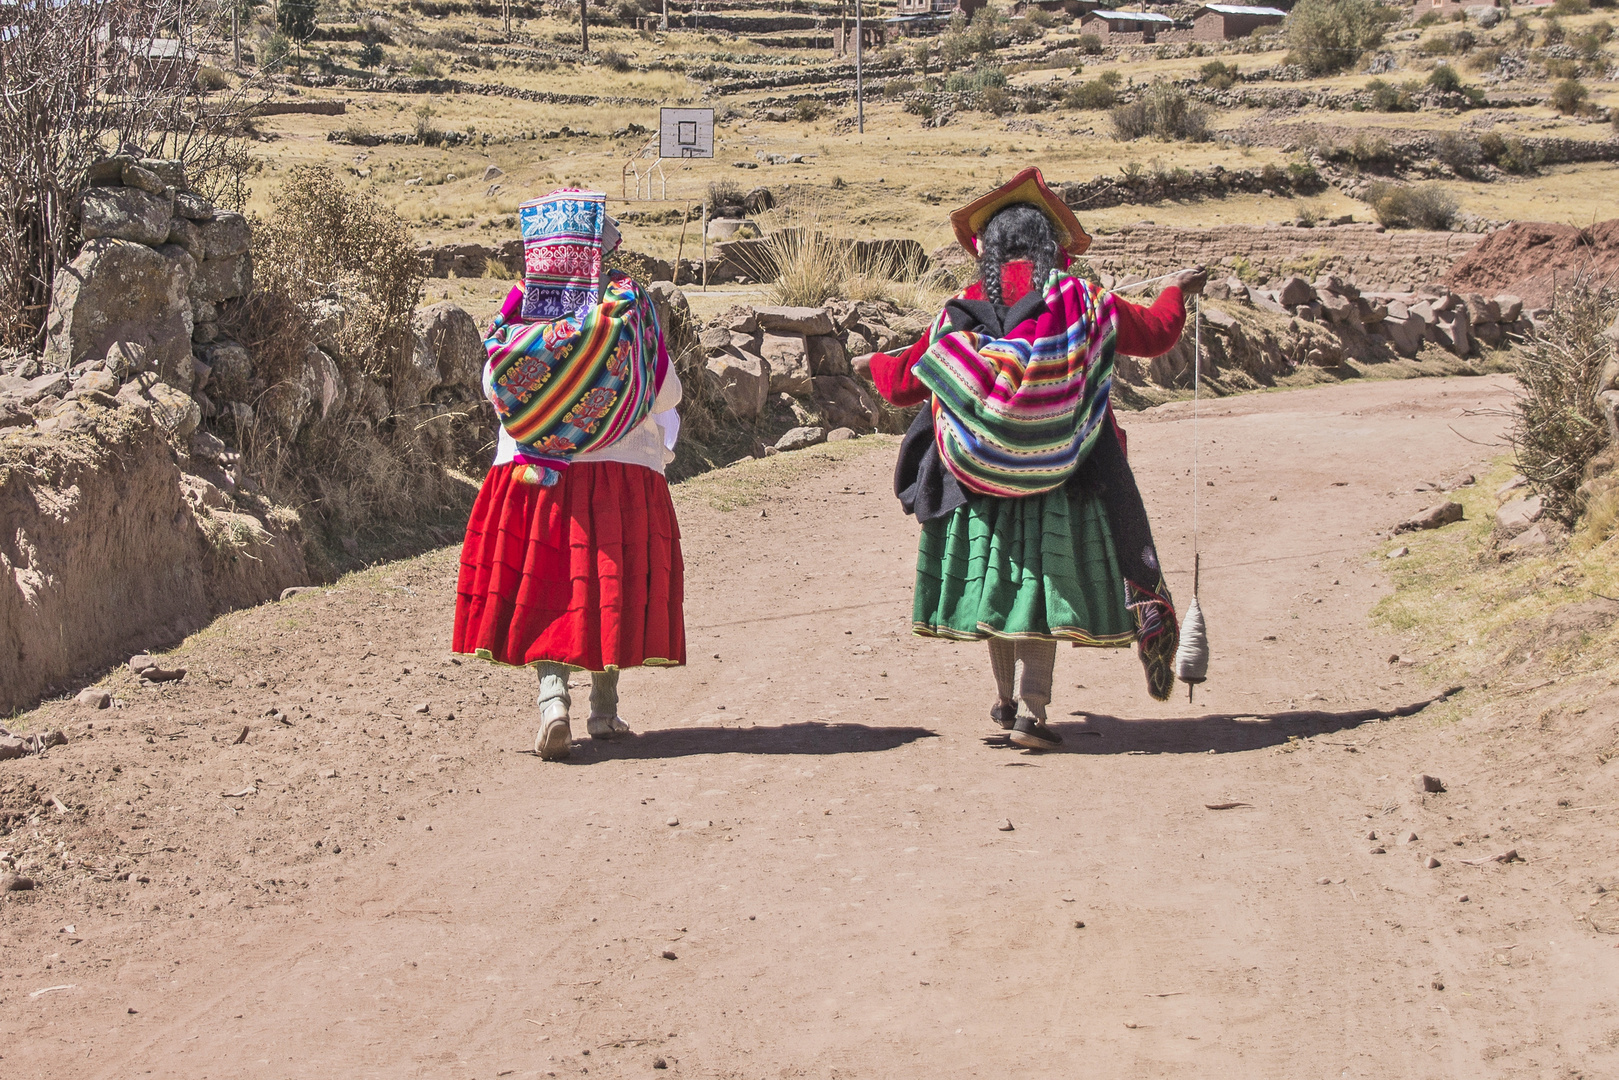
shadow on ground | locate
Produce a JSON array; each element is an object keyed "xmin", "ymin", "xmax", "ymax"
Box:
[
  {"xmin": 546, "ymin": 721, "xmax": 941, "ymax": 762},
  {"xmin": 980, "ymin": 691, "xmax": 1462, "ymax": 756}
]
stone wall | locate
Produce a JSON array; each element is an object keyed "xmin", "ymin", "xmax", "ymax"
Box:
[{"xmin": 1083, "ymin": 224, "xmax": 1483, "ymax": 293}]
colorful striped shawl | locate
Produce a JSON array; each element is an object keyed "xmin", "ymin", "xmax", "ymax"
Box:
[
  {"xmin": 484, "ymin": 273, "xmax": 662, "ymax": 484},
  {"xmin": 912, "ymin": 272, "xmax": 1119, "ymax": 499}
]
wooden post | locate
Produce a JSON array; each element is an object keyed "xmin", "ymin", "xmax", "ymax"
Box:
[
  {"xmin": 580, "ymin": 0, "xmax": 589, "ymax": 52},
  {"xmin": 675, "ymin": 203, "xmax": 690, "ymax": 283},
  {"xmin": 855, "ymin": 0, "xmax": 864, "ymax": 134},
  {"xmin": 701, "ymin": 200, "xmax": 708, "ymax": 292}
]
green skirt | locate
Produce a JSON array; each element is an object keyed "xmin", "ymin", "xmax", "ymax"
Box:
[{"xmin": 912, "ymin": 485, "xmax": 1136, "ymax": 646}]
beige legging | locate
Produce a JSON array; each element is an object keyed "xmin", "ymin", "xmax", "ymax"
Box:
[
  {"xmin": 536, "ymin": 662, "xmax": 619, "ymax": 719},
  {"xmin": 987, "ymin": 637, "xmax": 1057, "ymax": 721}
]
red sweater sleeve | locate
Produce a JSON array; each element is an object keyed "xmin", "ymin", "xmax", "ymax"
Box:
[
  {"xmin": 1114, "ymin": 286, "xmax": 1187, "ymax": 358},
  {"xmin": 867, "ymin": 333, "xmax": 932, "ymax": 407}
]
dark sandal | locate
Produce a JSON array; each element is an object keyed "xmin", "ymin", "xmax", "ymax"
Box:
[
  {"xmin": 990, "ymin": 702, "xmax": 1017, "ymax": 730},
  {"xmin": 1009, "ymin": 715, "xmax": 1063, "ymax": 751}
]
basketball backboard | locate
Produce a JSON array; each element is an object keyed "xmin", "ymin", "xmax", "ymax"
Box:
[{"xmin": 658, "ymin": 107, "xmax": 714, "ymax": 159}]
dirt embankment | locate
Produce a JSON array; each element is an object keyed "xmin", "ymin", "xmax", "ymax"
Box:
[
  {"xmin": 1445, "ymin": 219, "xmax": 1619, "ymax": 309},
  {"xmin": 0, "ymin": 413, "xmax": 306, "ymax": 715}
]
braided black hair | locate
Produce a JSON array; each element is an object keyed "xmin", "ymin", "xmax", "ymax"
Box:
[{"xmin": 977, "ymin": 203, "xmax": 1061, "ymax": 307}]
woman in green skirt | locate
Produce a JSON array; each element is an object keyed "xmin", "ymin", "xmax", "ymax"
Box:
[{"xmin": 860, "ymin": 168, "xmax": 1205, "ymax": 750}]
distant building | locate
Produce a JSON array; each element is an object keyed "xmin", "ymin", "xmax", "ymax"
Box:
[
  {"xmin": 1193, "ymin": 4, "xmax": 1286, "ymax": 40},
  {"xmin": 893, "ymin": 0, "xmax": 986, "ymax": 17},
  {"xmin": 1416, "ymin": 0, "xmax": 1506, "ymax": 13},
  {"xmin": 1077, "ymin": 9, "xmax": 1177, "ymax": 44},
  {"xmin": 1012, "ymin": 0, "xmax": 1101, "ymax": 17},
  {"xmin": 886, "ymin": 0, "xmax": 988, "ymax": 39}
]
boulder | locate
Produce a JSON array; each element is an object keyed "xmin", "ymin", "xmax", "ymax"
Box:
[
  {"xmin": 199, "ymin": 211, "xmax": 252, "ymax": 260},
  {"xmin": 1472, "ymin": 320, "xmax": 1503, "ymax": 349},
  {"xmin": 78, "ymin": 185, "xmax": 174, "ymax": 246},
  {"xmin": 202, "ymin": 341, "xmax": 254, "ymax": 401},
  {"xmin": 190, "ymin": 251, "xmax": 252, "ymax": 303},
  {"xmin": 827, "ymin": 426, "xmax": 859, "ymax": 442},
  {"xmin": 1277, "ymin": 275, "xmax": 1316, "ymax": 308},
  {"xmin": 70, "ymin": 370, "xmax": 119, "ymax": 397},
  {"xmin": 43, "ymin": 238, "xmax": 194, "ymax": 386},
  {"xmin": 1464, "ymin": 293, "xmax": 1500, "ymax": 325},
  {"xmin": 1381, "ymin": 313, "xmax": 1426, "ymax": 357},
  {"xmin": 760, "ymin": 331, "xmax": 812, "ymax": 395},
  {"xmin": 174, "ymin": 191, "xmax": 215, "ymax": 221},
  {"xmin": 755, "ymin": 306, "xmax": 836, "ymax": 337},
  {"xmin": 1200, "ymin": 306, "xmax": 1239, "ymax": 332},
  {"xmin": 146, "ymin": 380, "xmax": 202, "ymax": 438},
  {"xmin": 1503, "ymin": 522, "xmax": 1549, "ymax": 552},
  {"xmin": 136, "ymin": 157, "xmax": 188, "ymax": 190},
  {"xmin": 11, "ymin": 371, "xmax": 71, "ymax": 405},
  {"xmin": 411, "ymin": 301, "xmax": 483, "ymax": 392},
  {"xmin": 1495, "ymin": 495, "xmax": 1543, "ymax": 538},
  {"xmin": 706, "ymin": 350, "xmax": 770, "ymax": 420},
  {"xmin": 806, "ymin": 334, "xmax": 850, "ymax": 376},
  {"xmin": 1251, "ymin": 290, "xmax": 1288, "ymax": 315},
  {"xmin": 716, "ymin": 305, "xmax": 761, "ymax": 336},
  {"xmin": 811, "ymin": 374, "xmax": 879, "ymax": 432},
  {"xmin": 166, "ymin": 216, "xmax": 204, "ymax": 261},
  {"xmin": 1429, "ymin": 307, "xmax": 1471, "ymax": 356},
  {"xmin": 1395, "ymin": 501, "xmax": 1464, "ymax": 533},
  {"xmin": 774, "ymin": 425, "xmax": 826, "ymax": 452},
  {"xmin": 1495, "ymin": 294, "xmax": 1523, "ymax": 324},
  {"xmin": 1468, "ymin": 4, "xmax": 1502, "ymax": 28},
  {"xmin": 120, "ymin": 162, "xmax": 166, "ymax": 194},
  {"xmin": 1407, "ymin": 299, "xmax": 1438, "ymax": 328},
  {"xmin": 1317, "ymin": 290, "xmax": 1359, "ymax": 328},
  {"xmin": 646, "ymin": 282, "xmax": 694, "ymax": 346}
]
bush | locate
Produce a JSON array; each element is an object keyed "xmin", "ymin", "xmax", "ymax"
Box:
[
  {"xmin": 1109, "ymin": 83, "xmax": 1212, "ymax": 142},
  {"xmin": 1286, "ymin": 0, "xmax": 1389, "ymax": 76},
  {"xmin": 1511, "ymin": 281, "xmax": 1616, "ymax": 523},
  {"xmin": 1544, "ymin": 56, "xmax": 1581, "ymax": 79},
  {"xmin": 1200, "ymin": 59, "xmax": 1239, "ymax": 90},
  {"xmin": 1365, "ymin": 181, "xmax": 1459, "ymax": 229},
  {"xmin": 1480, "ymin": 131, "xmax": 1539, "ymax": 173},
  {"xmin": 1541, "ymin": 15, "xmax": 1567, "ymax": 45},
  {"xmin": 1551, "ymin": 77, "xmax": 1589, "ymax": 114},
  {"xmin": 792, "ymin": 98, "xmax": 825, "ymax": 122},
  {"xmin": 1349, "ymin": 132, "xmax": 1393, "ymax": 164},
  {"xmin": 1366, "ymin": 77, "xmax": 1416, "ymax": 111},
  {"xmin": 1428, "ymin": 64, "xmax": 1463, "ymax": 93},
  {"xmin": 1416, "ymin": 35, "xmax": 1455, "ymax": 57},
  {"xmin": 980, "ymin": 86, "xmax": 1014, "ymax": 115},
  {"xmin": 357, "ymin": 40, "xmax": 384, "ymax": 69},
  {"xmin": 264, "ymin": 32, "xmax": 293, "ymax": 72},
  {"xmin": 599, "ymin": 49, "xmax": 632, "ymax": 73},
  {"xmin": 1435, "ymin": 131, "xmax": 1482, "ymax": 173},
  {"xmin": 945, "ymin": 66, "xmax": 1007, "ymax": 93},
  {"xmin": 1099, "ymin": 68, "xmax": 1123, "ymax": 87},
  {"xmin": 1064, "ymin": 78, "xmax": 1117, "ymax": 109},
  {"xmin": 1078, "ymin": 33, "xmax": 1103, "ymax": 54},
  {"xmin": 884, "ymin": 78, "xmax": 916, "ymax": 98},
  {"xmin": 1465, "ymin": 45, "xmax": 1504, "ymax": 72},
  {"xmin": 413, "ymin": 103, "xmax": 442, "ymax": 146},
  {"xmin": 1552, "ymin": 0, "xmax": 1590, "ymax": 13},
  {"xmin": 236, "ymin": 166, "xmax": 477, "ymax": 542}
]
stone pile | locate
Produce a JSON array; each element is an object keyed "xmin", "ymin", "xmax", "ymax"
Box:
[{"xmin": 699, "ymin": 300, "xmax": 916, "ymax": 443}]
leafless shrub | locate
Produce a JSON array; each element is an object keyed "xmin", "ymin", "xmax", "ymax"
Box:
[
  {"xmin": 0, "ymin": 0, "xmax": 266, "ymax": 351},
  {"xmin": 1511, "ymin": 277, "xmax": 1617, "ymax": 524}
]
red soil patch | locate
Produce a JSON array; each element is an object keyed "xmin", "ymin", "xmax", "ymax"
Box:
[{"xmin": 1445, "ymin": 219, "xmax": 1619, "ymax": 308}]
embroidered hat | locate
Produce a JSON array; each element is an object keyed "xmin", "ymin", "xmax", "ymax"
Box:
[
  {"xmin": 519, "ymin": 188, "xmax": 607, "ymax": 321},
  {"xmin": 950, "ymin": 166, "xmax": 1091, "ymax": 258}
]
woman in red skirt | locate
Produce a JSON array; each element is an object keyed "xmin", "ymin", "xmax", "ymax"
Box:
[{"xmin": 454, "ymin": 189, "xmax": 685, "ymax": 760}]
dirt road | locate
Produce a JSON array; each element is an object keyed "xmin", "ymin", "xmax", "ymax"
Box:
[{"xmin": 7, "ymin": 373, "xmax": 1617, "ymax": 1079}]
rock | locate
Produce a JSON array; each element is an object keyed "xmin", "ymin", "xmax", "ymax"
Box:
[
  {"xmin": 1251, "ymin": 290, "xmax": 1288, "ymax": 315},
  {"xmin": 199, "ymin": 211, "xmax": 251, "ymax": 260},
  {"xmin": 482, "ymin": 164, "xmax": 504, "ymax": 182},
  {"xmin": 1317, "ymin": 877, "xmax": 1332, "ymax": 885},
  {"xmin": 409, "ymin": 301, "xmax": 484, "ymax": 394},
  {"xmin": 190, "ymin": 251, "xmax": 252, "ymax": 302},
  {"xmin": 1495, "ymin": 495, "xmax": 1543, "ymax": 538},
  {"xmin": 0, "ymin": 737, "xmax": 24, "ymax": 760},
  {"xmin": 1416, "ymin": 773, "xmax": 1445, "ymax": 793},
  {"xmin": 1401, "ymin": 831, "xmax": 1419, "ymax": 844},
  {"xmin": 79, "ymin": 185, "xmax": 174, "ymax": 245},
  {"xmin": 1277, "ymin": 276, "xmax": 1316, "ymax": 308},
  {"xmin": 1494, "ymin": 293, "xmax": 1523, "ymax": 323},
  {"xmin": 1468, "ymin": 4, "xmax": 1501, "ymax": 27},
  {"xmin": 413, "ymin": 702, "xmax": 431, "ymax": 714},
  {"xmin": 174, "ymin": 191, "xmax": 215, "ymax": 221},
  {"xmin": 705, "ymin": 217, "xmax": 760, "ymax": 243},
  {"xmin": 653, "ymin": 1056, "xmax": 668, "ymax": 1070},
  {"xmin": 137, "ymin": 157, "xmax": 188, "ymax": 190},
  {"xmin": 1201, "ymin": 306, "xmax": 1238, "ymax": 332},
  {"xmin": 1317, "ymin": 290, "xmax": 1359, "ymax": 328},
  {"xmin": 997, "ymin": 819, "xmax": 1014, "ymax": 831},
  {"xmin": 203, "ymin": 342, "xmax": 254, "ymax": 400},
  {"xmin": 760, "ymin": 331, "xmax": 812, "ymax": 395},
  {"xmin": 1472, "ymin": 319, "xmax": 1503, "ymax": 349},
  {"xmin": 826, "ymin": 426, "xmax": 858, "ymax": 442},
  {"xmin": 128, "ymin": 652, "xmax": 154, "ymax": 672},
  {"xmin": 1504, "ymin": 523, "xmax": 1550, "ymax": 553},
  {"xmin": 15, "ymin": 371, "xmax": 71, "ymax": 405},
  {"xmin": 0, "ymin": 401, "xmax": 31, "ymax": 431},
  {"xmin": 1464, "ymin": 293, "xmax": 1500, "ymax": 325},
  {"xmin": 1386, "ymin": 546, "xmax": 1409, "ymax": 558},
  {"xmin": 280, "ymin": 586, "xmax": 319, "ymax": 600},
  {"xmin": 76, "ymin": 688, "xmax": 111, "ymax": 709},
  {"xmin": 119, "ymin": 162, "xmax": 166, "ymax": 194},
  {"xmin": 1395, "ymin": 501, "xmax": 1463, "ymax": 533},
  {"xmin": 1407, "ymin": 299, "xmax": 1437, "ymax": 328},
  {"xmin": 141, "ymin": 666, "xmax": 186, "ymax": 682},
  {"xmin": 811, "ymin": 375, "xmax": 879, "ymax": 431},
  {"xmin": 1369, "ymin": 844, "xmax": 1387, "ymax": 854},
  {"xmin": 0, "ymin": 872, "xmax": 36, "ymax": 891},
  {"xmin": 146, "ymin": 381, "xmax": 202, "ymax": 438},
  {"xmin": 774, "ymin": 425, "xmax": 826, "ymax": 452},
  {"xmin": 806, "ymin": 334, "xmax": 850, "ymax": 376},
  {"xmin": 718, "ymin": 306, "xmax": 760, "ymax": 336},
  {"xmin": 43, "ymin": 238, "xmax": 195, "ymax": 385},
  {"xmin": 1425, "ymin": 855, "xmax": 1442, "ymax": 869},
  {"xmin": 165, "ymin": 216, "xmax": 204, "ymax": 260},
  {"xmin": 705, "ymin": 350, "xmax": 770, "ymax": 420},
  {"xmin": 1443, "ymin": 472, "xmax": 1475, "ymax": 490},
  {"xmin": 1496, "ymin": 474, "xmax": 1529, "ymax": 500},
  {"xmin": 1429, "ymin": 307, "xmax": 1471, "ymax": 356},
  {"xmin": 665, "ymin": 817, "xmax": 679, "ymax": 827},
  {"xmin": 755, "ymin": 306, "xmax": 836, "ymax": 337}
]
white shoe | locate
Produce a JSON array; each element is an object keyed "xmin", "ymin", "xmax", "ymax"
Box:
[
  {"xmin": 535, "ymin": 699, "xmax": 572, "ymax": 760},
  {"xmin": 587, "ymin": 714, "xmax": 632, "ymax": 740}
]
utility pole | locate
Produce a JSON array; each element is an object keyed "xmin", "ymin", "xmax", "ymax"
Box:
[
  {"xmin": 232, "ymin": 3, "xmax": 240, "ymax": 69},
  {"xmin": 661, "ymin": 0, "xmax": 669, "ymax": 31},
  {"xmin": 855, "ymin": 0, "xmax": 864, "ymax": 133},
  {"xmin": 580, "ymin": 0, "xmax": 589, "ymax": 52}
]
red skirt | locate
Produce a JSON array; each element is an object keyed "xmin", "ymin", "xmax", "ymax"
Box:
[{"xmin": 453, "ymin": 460, "xmax": 686, "ymax": 670}]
